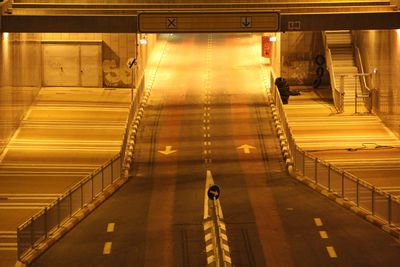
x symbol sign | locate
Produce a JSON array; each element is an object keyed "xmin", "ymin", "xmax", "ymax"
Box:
[{"xmin": 167, "ymin": 17, "xmax": 177, "ymax": 29}]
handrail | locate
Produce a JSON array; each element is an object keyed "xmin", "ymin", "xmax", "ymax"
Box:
[
  {"xmin": 354, "ymin": 46, "xmax": 373, "ymax": 112},
  {"xmin": 268, "ymin": 85, "xmax": 400, "ymax": 232},
  {"xmin": 322, "ymin": 31, "xmax": 344, "ymax": 113}
]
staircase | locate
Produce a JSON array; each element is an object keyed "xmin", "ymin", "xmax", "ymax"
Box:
[{"xmin": 325, "ymin": 30, "xmax": 366, "ymax": 113}]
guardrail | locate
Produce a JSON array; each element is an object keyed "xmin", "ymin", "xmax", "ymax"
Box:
[
  {"xmin": 322, "ymin": 31, "xmax": 344, "ymax": 113},
  {"xmin": 269, "ymin": 71, "xmax": 400, "ymax": 231},
  {"xmin": 17, "ymin": 153, "xmax": 122, "ymax": 259}
]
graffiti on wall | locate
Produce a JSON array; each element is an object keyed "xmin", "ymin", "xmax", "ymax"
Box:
[{"xmin": 103, "ymin": 59, "xmax": 132, "ymax": 88}]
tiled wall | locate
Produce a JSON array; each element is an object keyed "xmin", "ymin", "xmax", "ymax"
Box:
[
  {"xmin": 355, "ymin": 29, "xmax": 400, "ymax": 137},
  {"xmin": 280, "ymin": 31, "xmax": 325, "ymax": 86}
]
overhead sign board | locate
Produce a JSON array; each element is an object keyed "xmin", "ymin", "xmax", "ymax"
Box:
[{"xmin": 138, "ymin": 12, "xmax": 280, "ymax": 33}]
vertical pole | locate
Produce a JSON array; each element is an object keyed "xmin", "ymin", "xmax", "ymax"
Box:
[
  {"xmin": 30, "ymin": 218, "xmax": 34, "ymax": 248},
  {"xmin": 388, "ymin": 195, "xmax": 392, "ymax": 225},
  {"xmin": 80, "ymin": 182, "xmax": 83, "ymax": 209},
  {"xmin": 302, "ymin": 150, "xmax": 306, "ymax": 177},
  {"xmin": 111, "ymin": 160, "xmax": 114, "ymax": 183},
  {"xmin": 372, "ymin": 188, "xmax": 375, "ymax": 215},
  {"xmin": 57, "ymin": 198, "xmax": 60, "ymax": 227},
  {"xmin": 355, "ymin": 76, "xmax": 358, "ymax": 114},
  {"xmin": 341, "ymin": 171, "xmax": 345, "ymax": 197},
  {"xmin": 91, "ymin": 175, "xmax": 94, "ymax": 200},
  {"xmin": 69, "ymin": 192, "xmax": 72, "ymax": 217},
  {"xmin": 314, "ymin": 158, "xmax": 318, "ymax": 184},
  {"xmin": 356, "ymin": 179, "xmax": 359, "ymax": 207},
  {"xmin": 328, "ymin": 164, "xmax": 331, "ymax": 191},
  {"xmin": 340, "ymin": 75, "xmax": 345, "ymax": 112},
  {"xmin": 44, "ymin": 208, "xmax": 48, "ymax": 239},
  {"xmin": 101, "ymin": 166, "xmax": 104, "ymax": 192}
]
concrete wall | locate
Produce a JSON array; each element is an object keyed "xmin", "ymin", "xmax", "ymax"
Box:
[
  {"xmin": 0, "ymin": 31, "xmax": 157, "ymax": 154},
  {"xmin": 280, "ymin": 31, "xmax": 325, "ymax": 86},
  {"xmin": 0, "ymin": 33, "xmax": 41, "ymax": 154},
  {"xmin": 355, "ymin": 29, "xmax": 400, "ymax": 137}
]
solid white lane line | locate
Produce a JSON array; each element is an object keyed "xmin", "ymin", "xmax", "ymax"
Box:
[
  {"xmin": 326, "ymin": 246, "xmax": 338, "ymax": 258},
  {"xmin": 319, "ymin": 231, "xmax": 328, "ymax": 239},
  {"xmin": 107, "ymin": 223, "xmax": 115, "ymax": 233},
  {"xmin": 103, "ymin": 242, "xmax": 112, "ymax": 255},
  {"xmin": 314, "ymin": 218, "xmax": 323, "ymax": 227}
]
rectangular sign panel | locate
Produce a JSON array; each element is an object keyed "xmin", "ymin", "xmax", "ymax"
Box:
[{"xmin": 138, "ymin": 12, "xmax": 280, "ymax": 33}]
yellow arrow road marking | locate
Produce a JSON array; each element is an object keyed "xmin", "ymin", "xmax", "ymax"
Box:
[
  {"xmin": 158, "ymin": 146, "xmax": 177, "ymax": 155},
  {"xmin": 237, "ymin": 144, "xmax": 256, "ymax": 154}
]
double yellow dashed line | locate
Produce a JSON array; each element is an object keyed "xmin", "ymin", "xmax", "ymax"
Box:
[
  {"xmin": 314, "ymin": 218, "xmax": 337, "ymax": 258},
  {"xmin": 103, "ymin": 223, "xmax": 115, "ymax": 255}
]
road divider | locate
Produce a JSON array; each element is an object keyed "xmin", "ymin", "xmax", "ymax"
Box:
[{"xmin": 203, "ymin": 170, "xmax": 232, "ymax": 267}]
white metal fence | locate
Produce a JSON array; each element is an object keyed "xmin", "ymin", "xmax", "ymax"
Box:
[{"xmin": 270, "ymin": 72, "xmax": 400, "ymax": 228}]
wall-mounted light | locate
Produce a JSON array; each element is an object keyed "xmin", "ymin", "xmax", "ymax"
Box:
[
  {"xmin": 269, "ymin": 36, "xmax": 277, "ymax": 42},
  {"xmin": 139, "ymin": 35, "xmax": 148, "ymax": 45}
]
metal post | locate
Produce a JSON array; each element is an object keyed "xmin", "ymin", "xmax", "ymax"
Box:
[
  {"xmin": 388, "ymin": 195, "xmax": 392, "ymax": 225},
  {"xmin": 314, "ymin": 158, "xmax": 318, "ymax": 183},
  {"xmin": 91, "ymin": 175, "xmax": 94, "ymax": 200},
  {"xmin": 354, "ymin": 76, "xmax": 358, "ymax": 114},
  {"xmin": 80, "ymin": 182, "xmax": 84, "ymax": 208},
  {"xmin": 101, "ymin": 167, "xmax": 104, "ymax": 192},
  {"xmin": 30, "ymin": 218, "xmax": 34, "ymax": 248},
  {"xmin": 328, "ymin": 164, "xmax": 331, "ymax": 191},
  {"xmin": 111, "ymin": 160, "xmax": 114, "ymax": 183},
  {"xmin": 302, "ymin": 151, "xmax": 306, "ymax": 177},
  {"xmin": 69, "ymin": 192, "xmax": 72, "ymax": 217},
  {"xmin": 340, "ymin": 75, "xmax": 345, "ymax": 112},
  {"xmin": 372, "ymin": 188, "xmax": 375, "ymax": 215},
  {"xmin": 44, "ymin": 208, "xmax": 48, "ymax": 238},
  {"xmin": 341, "ymin": 171, "xmax": 345, "ymax": 197},
  {"xmin": 57, "ymin": 199, "xmax": 61, "ymax": 227},
  {"xmin": 356, "ymin": 179, "xmax": 360, "ymax": 207}
]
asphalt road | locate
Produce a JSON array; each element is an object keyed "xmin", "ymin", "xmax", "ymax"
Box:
[{"xmin": 30, "ymin": 33, "xmax": 400, "ymax": 267}]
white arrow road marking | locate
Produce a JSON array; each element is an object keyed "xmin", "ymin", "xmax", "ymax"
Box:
[
  {"xmin": 237, "ymin": 144, "xmax": 256, "ymax": 154},
  {"xmin": 158, "ymin": 146, "xmax": 177, "ymax": 155}
]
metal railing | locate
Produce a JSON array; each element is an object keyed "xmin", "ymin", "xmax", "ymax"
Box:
[
  {"xmin": 17, "ymin": 77, "xmax": 147, "ymax": 260},
  {"xmin": 322, "ymin": 31, "xmax": 344, "ymax": 113},
  {"xmin": 354, "ymin": 46, "xmax": 372, "ymax": 112},
  {"xmin": 17, "ymin": 153, "xmax": 122, "ymax": 259},
  {"xmin": 269, "ymin": 72, "xmax": 400, "ymax": 229}
]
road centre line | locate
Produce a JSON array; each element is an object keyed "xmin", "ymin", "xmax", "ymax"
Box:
[
  {"xmin": 103, "ymin": 242, "xmax": 112, "ymax": 255},
  {"xmin": 107, "ymin": 223, "xmax": 115, "ymax": 233},
  {"xmin": 319, "ymin": 231, "xmax": 328, "ymax": 239},
  {"xmin": 326, "ymin": 246, "xmax": 338, "ymax": 258},
  {"xmin": 314, "ymin": 218, "xmax": 323, "ymax": 227}
]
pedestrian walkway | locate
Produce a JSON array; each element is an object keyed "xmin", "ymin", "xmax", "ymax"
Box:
[{"xmin": 284, "ymin": 88, "xmax": 400, "ymax": 196}]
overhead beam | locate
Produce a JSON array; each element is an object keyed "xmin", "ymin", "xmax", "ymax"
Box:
[
  {"xmin": 2, "ymin": 11, "xmax": 400, "ymax": 33},
  {"xmin": 2, "ymin": 15, "xmax": 138, "ymax": 33},
  {"xmin": 281, "ymin": 11, "xmax": 400, "ymax": 31}
]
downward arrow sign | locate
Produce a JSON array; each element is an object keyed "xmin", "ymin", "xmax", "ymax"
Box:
[
  {"xmin": 237, "ymin": 144, "xmax": 256, "ymax": 154},
  {"xmin": 158, "ymin": 146, "xmax": 177, "ymax": 155}
]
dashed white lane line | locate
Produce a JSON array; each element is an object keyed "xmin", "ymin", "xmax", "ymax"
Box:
[
  {"xmin": 103, "ymin": 242, "xmax": 112, "ymax": 255},
  {"xmin": 107, "ymin": 223, "xmax": 115, "ymax": 233},
  {"xmin": 319, "ymin": 231, "xmax": 328, "ymax": 239},
  {"xmin": 314, "ymin": 218, "xmax": 323, "ymax": 227},
  {"xmin": 326, "ymin": 246, "xmax": 338, "ymax": 258}
]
